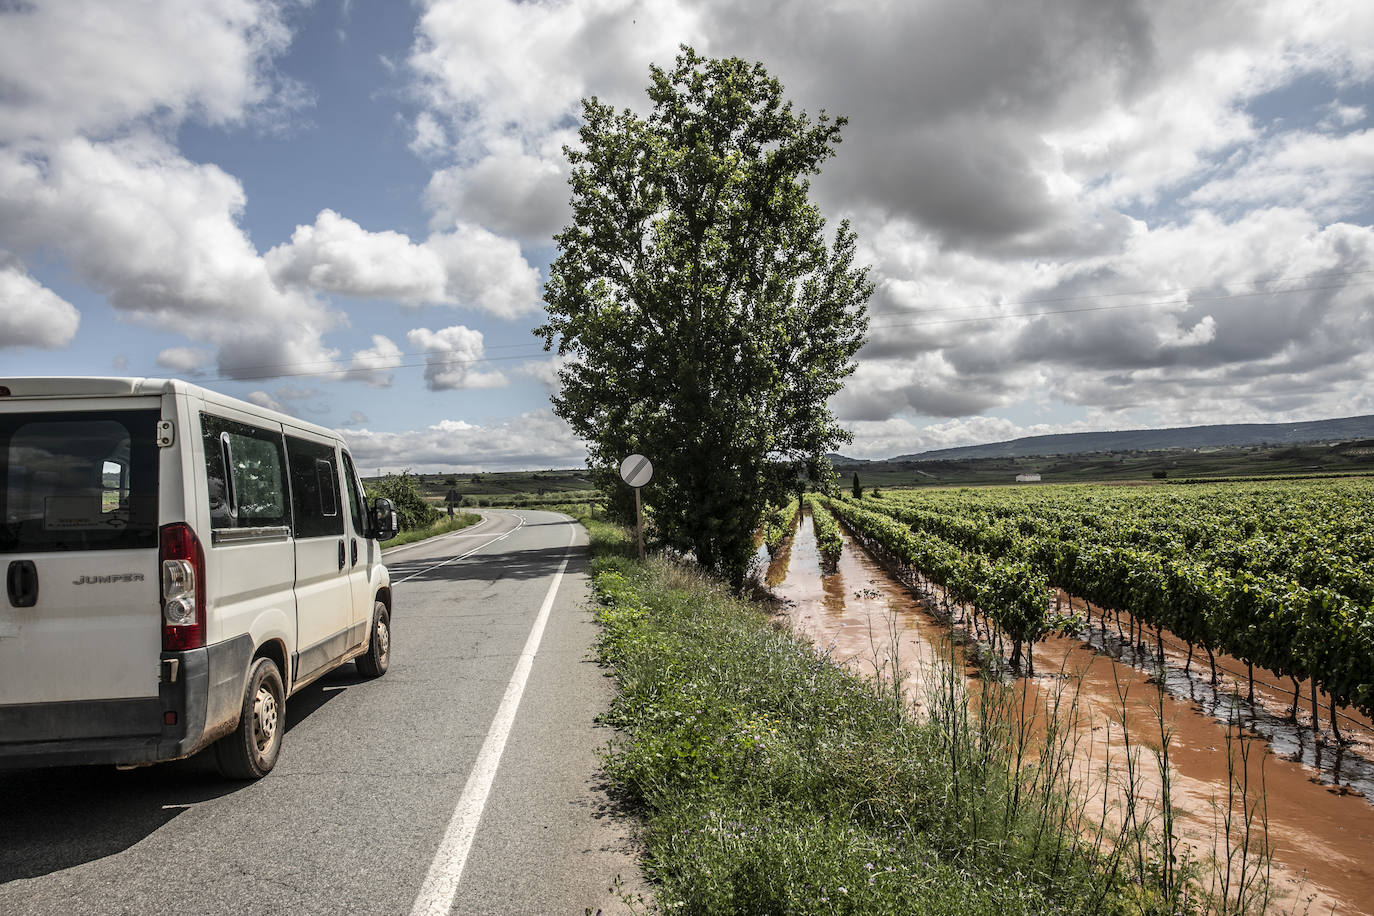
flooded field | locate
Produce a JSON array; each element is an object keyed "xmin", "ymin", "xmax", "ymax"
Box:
[{"xmin": 761, "ymin": 510, "xmax": 1374, "ymax": 915}]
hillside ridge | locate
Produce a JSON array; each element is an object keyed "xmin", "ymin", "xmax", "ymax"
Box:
[{"xmin": 886, "ymin": 414, "xmax": 1374, "ymax": 462}]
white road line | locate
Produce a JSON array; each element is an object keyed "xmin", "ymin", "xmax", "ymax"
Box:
[
  {"xmin": 409, "ymin": 520, "xmax": 577, "ymax": 916},
  {"xmin": 382, "ymin": 512, "xmax": 506, "ymax": 558},
  {"xmin": 393, "ymin": 517, "xmax": 524, "ymax": 584}
]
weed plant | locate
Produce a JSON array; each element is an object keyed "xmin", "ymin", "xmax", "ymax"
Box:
[{"xmin": 588, "ymin": 531, "xmax": 1177, "ymax": 915}]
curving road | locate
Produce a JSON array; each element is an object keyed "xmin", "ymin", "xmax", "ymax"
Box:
[{"xmin": 0, "ymin": 510, "xmax": 643, "ymax": 915}]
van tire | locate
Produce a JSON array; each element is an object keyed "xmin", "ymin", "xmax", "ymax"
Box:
[
  {"xmin": 356, "ymin": 601, "xmax": 390, "ymax": 678},
  {"xmin": 214, "ymin": 657, "xmax": 285, "ymax": 780}
]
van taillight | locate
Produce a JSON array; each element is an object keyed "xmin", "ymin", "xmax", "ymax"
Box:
[{"xmin": 160, "ymin": 523, "xmax": 205, "ymax": 651}]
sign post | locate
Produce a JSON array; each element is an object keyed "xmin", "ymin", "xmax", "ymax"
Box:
[{"xmin": 619, "ymin": 454, "xmax": 653, "ymax": 561}]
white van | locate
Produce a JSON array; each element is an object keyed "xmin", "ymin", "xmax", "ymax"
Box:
[{"xmin": 0, "ymin": 377, "xmax": 398, "ymax": 779}]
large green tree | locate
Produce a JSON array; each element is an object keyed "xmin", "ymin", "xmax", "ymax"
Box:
[{"xmin": 537, "ymin": 47, "xmax": 872, "ymax": 585}]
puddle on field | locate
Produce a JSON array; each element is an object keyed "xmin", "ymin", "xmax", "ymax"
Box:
[{"xmin": 763, "ymin": 510, "xmax": 1374, "ymax": 916}]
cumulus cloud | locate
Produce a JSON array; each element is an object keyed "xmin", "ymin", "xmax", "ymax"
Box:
[
  {"xmin": 344, "ymin": 409, "xmax": 587, "ymax": 472},
  {"xmin": 425, "ymin": 224, "xmax": 543, "ymax": 317},
  {"xmin": 1185, "ymin": 128, "xmax": 1374, "ymax": 218},
  {"xmin": 0, "ymin": 0, "xmax": 295, "ymax": 143},
  {"xmin": 266, "ymin": 209, "xmax": 449, "ymax": 302},
  {"xmin": 266, "ymin": 210, "xmax": 542, "ymax": 315},
  {"xmin": 0, "ymin": 134, "xmax": 343, "ymax": 379},
  {"xmin": 246, "ymin": 390, "xmax": 286, "ymax": 413},
  {"xmin": 842, "ymin": 416, "xmax": 1102, "ymax": 461},
  {"xmin": 518, "ymin": 353, "xmax": 571, "ymax": 391},
  {"xmin": 406, "ymin": 325, "xmax": 508, "ymax": 390},
  {"xmin": 0, "ymin": 262, "xmax": 80, "ymax": 349},
  {"xmin": 400, "ymin": 0, "xmax": 1374, "ymax": 458},
  {"xmin": 408, "ymin": 0, "xmax": 690, "ymax": 241},
  {"xmin": 425, "ymin": 152, "xmax": 569, "ymax": 244},
  {"xmin": 0, "ymin": 0, "xmax": 342, "ymax": 384},
  {"xmin": 340, "ymin": 334, "xmax": 405, "ymax": 388},
  {"xmin": 410, "ymin": 111, "xmax": 449, "ymax": 159},
  {"xmin": 156, "ymin": 347, "xmax": 212, "ymax": 374}
]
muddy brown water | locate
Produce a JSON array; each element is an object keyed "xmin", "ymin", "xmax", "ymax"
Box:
[{"xmin": 760, "ymin": 510, "xmax": 1374, "ymax": 915}]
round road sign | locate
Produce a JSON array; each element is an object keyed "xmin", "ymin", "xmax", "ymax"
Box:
[{"xmin": 620, "ymin": 454, "xmax": 653, "ymax": 488}]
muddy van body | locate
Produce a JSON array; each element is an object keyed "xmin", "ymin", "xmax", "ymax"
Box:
[{"xmin": 0, "ymin": 377, "xmax": 398, "ymax": 778}]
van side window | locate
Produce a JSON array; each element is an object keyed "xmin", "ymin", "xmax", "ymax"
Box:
[
  {"xmin": 341, "ymin": 451, "xmax": 366, "ymax": 536},
  {"xmin": 286, "ymin": 436, "xmax": 344, "ymax": 538},
  {"xmin": 200, "ymin": 414, "xmax": 289, "ymax": 531}
]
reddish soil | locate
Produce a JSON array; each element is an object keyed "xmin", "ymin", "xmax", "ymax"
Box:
[{"xmin": 764, "ymin": 511, "xmax": 1374, "ymax": 915}]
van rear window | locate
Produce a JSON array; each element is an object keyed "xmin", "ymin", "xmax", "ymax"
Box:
[{"xmin": 0, "ymin": 409, "xmax": 160, "ymax": 553}]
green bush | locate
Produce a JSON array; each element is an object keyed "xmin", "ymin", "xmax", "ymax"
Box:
[{"xmin": 365, "ymin": 470, "xmax": 440, "ymax": 532}]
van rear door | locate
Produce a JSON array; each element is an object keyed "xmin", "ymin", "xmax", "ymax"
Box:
[{"xmin": 0, "ymin": 405, "xmax": 162, "ymax": 708}]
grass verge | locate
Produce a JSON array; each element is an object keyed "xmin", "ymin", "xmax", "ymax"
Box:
[
  {"xmin": 584, "ymin": 521, "xmax": 1183, "ymax": 915},
  {"xmin": 381, "ymin": 512, "xmax": 482, "ymax": 549}
]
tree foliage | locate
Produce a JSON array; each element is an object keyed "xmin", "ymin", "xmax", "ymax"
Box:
[
  {"xmin": 538, "ymin": 47, "xmax": 872, "ymax": 585},
  {"xmin": 363, "ymin": 470, "xmax": 439, "ymax": 532}
]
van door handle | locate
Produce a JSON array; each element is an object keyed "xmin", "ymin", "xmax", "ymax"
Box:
[
  {"xmin": 7, "ymin": 560, "xmax": 38, "ymax": 608},
  {"xmin": 338, "ymin": 540, "xmax": 346, "ymax": 571},
  {"xmin": 350, "ymin": 538, "xmax": 358, "ymax": 566}
]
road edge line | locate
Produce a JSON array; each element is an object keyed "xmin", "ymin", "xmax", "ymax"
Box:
[{"xmin": 408, "ymin": 520, "xmax": 578, "ymax": 916}]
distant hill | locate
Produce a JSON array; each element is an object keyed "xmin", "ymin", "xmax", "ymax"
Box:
[{"xmin": 892, "ymin": 415, "xmax": 1374, "ymax": 462}]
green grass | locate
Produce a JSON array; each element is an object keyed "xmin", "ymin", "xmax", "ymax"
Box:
[
  {"xmin": 380, "ymin": 512, "xmax": 481, "ymax": 549},
  {"xmin": 585, "ymin": 526, "xmax": 1179, "ymax": 915}
]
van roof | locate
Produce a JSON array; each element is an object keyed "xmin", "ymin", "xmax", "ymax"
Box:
[
  {"xmin": 0, "ymin": 376, "xmax": 347, "ymax": 442},
  {"xmin": 0, "ymin": 376, "xmax": 179, "ymax": 399}
]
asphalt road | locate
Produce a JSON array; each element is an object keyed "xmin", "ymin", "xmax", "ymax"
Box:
[{"xmin": 0, "ymin": 510, "xmax": 644, "ymax": 915}]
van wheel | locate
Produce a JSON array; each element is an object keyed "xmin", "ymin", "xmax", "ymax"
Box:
[
  {"xmin": 356, "ymin": 601, "xmax": 390, "ymax": 678},
  {"xmin": 215, "ymin": 657, "xmax": 285, "ymax": 780}
]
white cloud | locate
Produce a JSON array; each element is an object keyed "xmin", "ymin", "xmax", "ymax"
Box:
[
  {"xmin": 400, "ymin": 0, "xmax": 1374, "ymax": 456},
  {"xmin": 344, "ymin": 409, "xmax": 587, "ymax": 472},
  {"xmin": 340, "ymin": 334, "xmax": 405, "ymax": 388},
  {"xmin": 267, "ymin": 209, "xmax": 449, "ymax": 302},
  {"xmin": 0, "ymin": 263, "xmax": 80, "ymax": 349},
  {"xmin": 266, "ymin": 210, "xmax": 542, "ymax": 315},
  {"xmin": 425, "ymin": 224, "xmax": 542, "ymax": 317},
  {"xmin": 406, "ymin": 325, "xmax": 508, "ymax": 390},
  {"xmin": 156, "ymin": 346, "xmax": 212, "ymax": 373},
  {"xmin": 0, "ymin": 2, "xmax": 343, "ymax": 383},
  {"xmin": 0, "ymin": 133, "xmax": 341, "ymax": 381},
  {"xmin": 1185, "ymin": 128, "xmax": 1374, "ymax": 218},
  {"xmin": 408, "ymin": 0, "xmax": 689, "ymax": 240},
  {"xmin": 842, "ymin": 416, "xmax": 1101, "ymax": 460},
  {"xmin": 518, "ymin": 353, "xmax": 570, "ymax": 391},
  {"xmin": 425, "ymin": 152, "xmax": 569, "ymax": 244},
  {"xmin": 246, "ymin": 390, "xmax": 286, "ymax": 413},
  {"xmin": 410, "ymin": 111, "xmax": 449, "ymax": 159},
  {"xmin": 0, "ymin": 0, "xmax": 295, "ymax": 143}
]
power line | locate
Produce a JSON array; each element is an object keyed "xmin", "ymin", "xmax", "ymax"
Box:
[
  {"xmin": 866, "ymin": 279, "xmax": 1374, "ymax": 332},
  {"xmin": 865, "ymin": 267, "xmax": 1374, "ymax": 319},
  {"xmin": 145, "ymin": 268, "xmax": 1373, "ymax": 382},
  {"xmin": 198, "ymin": 347, "xmax": 552, "ymax": 384}
]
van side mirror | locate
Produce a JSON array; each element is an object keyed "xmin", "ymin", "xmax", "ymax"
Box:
[{"xmin": 370, "ymin": 497, "xmax": 398, "ymax": 541}]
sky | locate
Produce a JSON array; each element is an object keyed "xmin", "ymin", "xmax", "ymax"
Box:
[{"xmin": 1, "ymin": 0, "xmax": 1372, "ymax": 473}]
